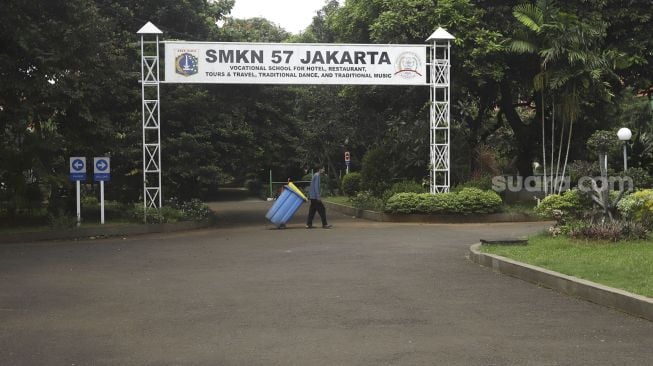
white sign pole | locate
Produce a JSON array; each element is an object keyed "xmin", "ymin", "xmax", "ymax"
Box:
[
  {"xmin": 76, "ymin": 181, "xmax": 81, "ymax": 226},
  {"xmin": 69, "ymin": 156, "xmax": 86, "ymax": 225},
  {"xmin": 93, "ymin": 157, "xmax": 111, "ymax": 224},
  {"xmin": 100, "ymin": 181, "xmax": 105, "ymax": 224}
]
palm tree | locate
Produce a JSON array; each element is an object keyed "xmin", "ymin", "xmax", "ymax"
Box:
[{"xmin": 510, "ymin": 0, "xmax": 618, "ymax": 195}]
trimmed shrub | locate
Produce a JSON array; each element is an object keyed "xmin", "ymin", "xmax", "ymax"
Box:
[
  {"xmin": 384, "ymin": 188, "xmax": 502, "ymax": 215},
  {"xmin": 587, "ymin": 130, "xmax": 620, "ymax": 156},
  {"xmin": 454, "ymin": 188, "xmax": 503, "ymax": 214},
  {"xmin": 416, "ymin": 193, "xmax": 456, "ymax": 214},
  {"xmin": 617, "ymin": 189, "xmax": 653, "ymax": 225},
  {"xmin": 382, "ymin": 180, "xmax": 426, "ymax": 202},
  {"xmin": 341, "ymin": 172, "xmax": 362, "ymax": 197},
  {"xmin": 350, "ymin": 191, "xmax": 385, "ymax": 212},
  {"xmin": 385, "ymin": 192, "xmax": 421, "ymax": 214},
  {"xmin": 534, "ymin": 189, "xmax": 583, "ymax": 219}
]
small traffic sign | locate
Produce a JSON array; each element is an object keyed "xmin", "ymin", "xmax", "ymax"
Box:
[
  {"xmin": 344, "ymin": 151, "xmax": 350, "ymax": 162},
  {"xmin": 93, "ymin": 157, "xmax": 111, "ymax": 182},
  {"xmin": 69, "ymin": 157, "xmax": 87, "ymax": 181}
]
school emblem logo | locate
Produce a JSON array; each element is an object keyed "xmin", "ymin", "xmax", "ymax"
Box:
[
  {"xmin": 394, "ymin": 52, "xmax": 422, "ymax": 79},
  {"xmin": 175, "ymin": 52, "xmax": 199, "ymax": 77}
]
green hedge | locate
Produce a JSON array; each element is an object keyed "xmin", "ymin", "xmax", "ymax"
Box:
[
  {"xmin": 382, "ymin": 180, "xmax": 427, "ymax": 202},
  {"xmin": 341, "ymin": 172, "xmax": 362, "ymax": 197},
  {"xmin": 617, "ymin": 189, "xmax": 653, "ymax": 225},
  {"xmin": 533, "ymin": 189, "xmax": 584, "ymax": 220},
  {"xmin": 384, "ymin": 188, "xmax": 502, "ymax": 215}
]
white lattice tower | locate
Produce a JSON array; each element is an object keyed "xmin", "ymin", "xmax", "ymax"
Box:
[
  {"xmin": 138, "ymin": 22, "xmax": 163, "ymax": 219},
  {"xmin": 427, "ymin": 28, "xmax": 454, "ymax": 193}
]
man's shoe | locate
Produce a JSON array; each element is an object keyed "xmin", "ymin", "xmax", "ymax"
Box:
[
  {"xmin": 322, "ymin": 224, "xmax": 332, "ymax": 229},
  {"xmin": 305, "ymin": 224, "xmax": 313, "ymax": 229}
]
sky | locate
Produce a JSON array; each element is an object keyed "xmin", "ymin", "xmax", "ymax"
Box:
[{"xmin": 229, "ymin": 0, "xmax": 332, "ymax": 34}]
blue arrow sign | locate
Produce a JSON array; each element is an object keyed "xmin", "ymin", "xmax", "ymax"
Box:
[
  {"xmin": 69, "ymin": 157, "xmax": 87, "ymax": 181},
  {"xmin": 95, "ymin": 159, "xmax": 108, "ymax": 172},
  {"xmin": 72, "ymin": 159, "xmax": 85, "ymax": 171},
  {"xmin": 93, "ymin": 157, "xmax": 111, "ymax": 182}
]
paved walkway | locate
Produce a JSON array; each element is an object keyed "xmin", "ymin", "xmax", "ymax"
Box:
[{"xmin": 1, "ymin": 200, "xmax": 651, "ymax": 365}]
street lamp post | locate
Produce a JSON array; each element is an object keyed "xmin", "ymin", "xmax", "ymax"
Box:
[{"xmin": 617, "ymin": 127, "xmax": 632, "ymax": 171}]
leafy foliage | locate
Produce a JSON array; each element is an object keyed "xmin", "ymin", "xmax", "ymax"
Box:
[
  {"xmin": 587, "ymin": 130, "xmax": 621, "ymax": 156},
  {"xmin": 360, "ymin": 146, "xmax": 393, "ymax": 196},
  {"xmin": 534, "ymin": 189, "xmax": 584, "ymax": 219},
  {"xmin": 341, "ymin": 172, "xmax": 362, "ymax": 197},
  {"xmin": 385, "ymin": 188, "xmax": 502, "ymax": 215},
  {"xmin": 381, "ymin": 180, "xmax": 427, "ymax": 202},
  {"xmin": 565, "ymin": 220, "xmax": 648, "ymax": 242},
  {"xmin": 617, "ymin": 190, "xmax": 653, "ymax": 226},
  {"xmin": 349, "ymin": 191, "xmax": 385, "ymax": 212}
]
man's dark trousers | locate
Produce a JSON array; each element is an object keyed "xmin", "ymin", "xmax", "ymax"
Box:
[{"xmin": 307, "ymin": 199, "xmax": 327, "ymax": 227}]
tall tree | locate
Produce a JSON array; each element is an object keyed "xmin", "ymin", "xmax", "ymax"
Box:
[{"xmin": 510, "ymin": 0, "xmax": 619, "ymax": 194}]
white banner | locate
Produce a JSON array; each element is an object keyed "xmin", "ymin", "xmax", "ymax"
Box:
[{"xmin": 164, "ymin": 42, "xmax": 427, "ymax": 85}]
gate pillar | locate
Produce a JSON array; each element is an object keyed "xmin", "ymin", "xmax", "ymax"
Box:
[
  {"xmin": 138, "ymin": 22, "xmax": 163, "ymax": 220},
  {"xmin": 427, "ymin": 28, "xmax": 454, "ymax": 193}
]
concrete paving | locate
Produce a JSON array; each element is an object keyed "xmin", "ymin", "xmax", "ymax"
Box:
[{"xmin": 1, "ymin": 200, "xmax": 651, "ymax": 365}]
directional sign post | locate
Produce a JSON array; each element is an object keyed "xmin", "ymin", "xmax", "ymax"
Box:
[
  {"xmin": 69, "ymin": 157, "xmax": 87, "ymax": 226},
  {"xmin": 70, "ymin": 157, "xmax": 87, "ymax": 181},
  {"xmin": 94, "ymin": 157, "xmax": 111, "ymax": 224}
]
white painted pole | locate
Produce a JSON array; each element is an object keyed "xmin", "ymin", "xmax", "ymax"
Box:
[
  {"xmin": 623, "ymin": 144, "xmax": 628, "ymax": 172},
  {"xmin": 100, "ymin": 180, "xmax": 105, "ymax": 224},
  {"xmin": 76, "ymin": 180, "xmax": 81, "ymax": 226}
]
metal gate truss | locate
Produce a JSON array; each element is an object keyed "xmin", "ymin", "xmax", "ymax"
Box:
[
  {"xmin": 138, "ymin": 22, "xmax": 163, "ymax": 218},
  {"xmin": 143, "ymin": 100, "xmax": 160, "ymax": 128},
  {"xmin": 145, "ymin": 188, "xmax": 160, "ymax": 209},
  {"xmin": 427, "ymin": 28, "xmax": 454, "ymax": 193},
  {"xmin": 138, "ymin": 22, "xmax": 453, "ymax": 218}
]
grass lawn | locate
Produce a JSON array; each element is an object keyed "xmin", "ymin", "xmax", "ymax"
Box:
[
  {"xmin": 481, "ymin": 234, "xmax": 653, "ymax": 298},
  {"xmin": 323, "ymin": 196, "xmax": 351, "ymax": 205}
]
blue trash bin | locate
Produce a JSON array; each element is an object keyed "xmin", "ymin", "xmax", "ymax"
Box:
[{"xmin": 265, "ymin": 183, "xmax": 307, "ymax": 227}]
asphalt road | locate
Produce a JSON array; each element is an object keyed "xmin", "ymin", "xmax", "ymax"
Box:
[{"xmin": 1, "ymin": 200, "xmax": 651, "ymax": 365}]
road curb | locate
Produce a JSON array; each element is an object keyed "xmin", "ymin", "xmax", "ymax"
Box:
[
  {"xmin": 468, "ymin": 243, "xmax": 653, "ymax": 321},
  {"xmin": 324, "ymin": 201, "xmax": 546, "ymax": 223},
  {"xmin": 0, "ymin": 220, "xmax": 212, "ymax": 244}
]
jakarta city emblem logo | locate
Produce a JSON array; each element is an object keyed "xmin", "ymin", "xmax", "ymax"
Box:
[
  {"xmin": 175, "ymin": 51, "xmax": 199, "ymax": 77},
  {"xmin": 394, "ymin": 52, "xmax": 422, "ymax": 79}
]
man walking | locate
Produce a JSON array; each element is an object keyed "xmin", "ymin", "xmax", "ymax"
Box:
[{"xmin": 306, "ymin": 167, "xmax": 332, "ymax": 229}]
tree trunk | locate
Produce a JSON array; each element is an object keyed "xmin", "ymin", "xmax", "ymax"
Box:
[{"xmin": 500, "ymin": 81, "xmax": 536, "ymax": 177}]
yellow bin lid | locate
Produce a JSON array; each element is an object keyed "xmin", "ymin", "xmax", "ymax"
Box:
[{"xmin": 287, "ymin": 182, "xmax": 308, "ymax": 202}]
